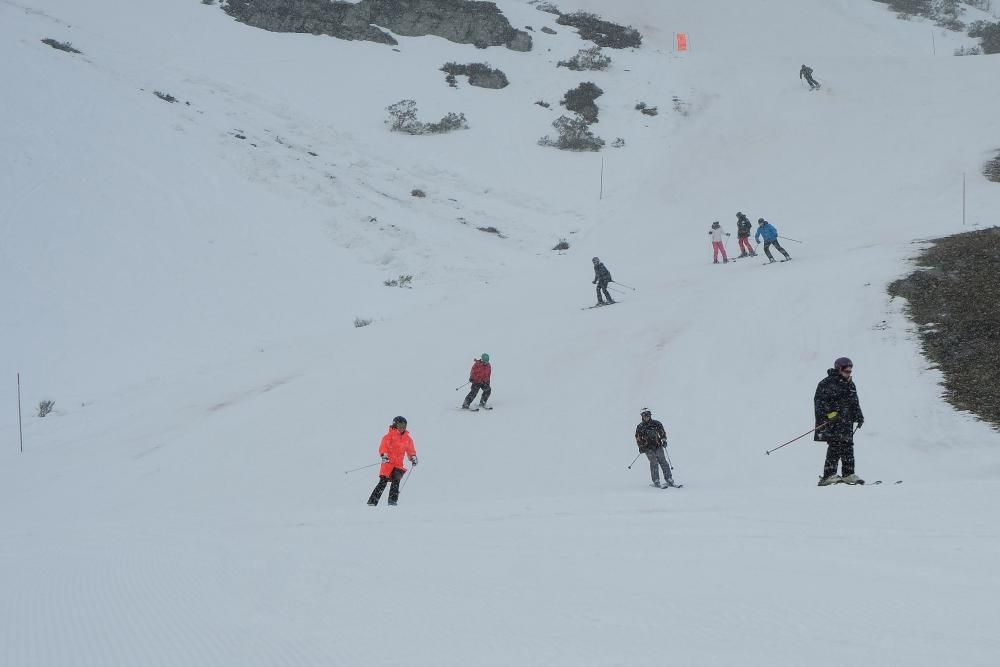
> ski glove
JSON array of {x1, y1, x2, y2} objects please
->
[
  {"x1": 826, "y1": 411, "x2": 838, "y2": 420},
  {"x1": 380, "y1": 454, "x2": 390, "y2": 463},
  {"x1": 592, "y1": 279, "x2": 597, "y2": 284},
  {"x1": 855, "y1": 419, "x2": 864, "y2": 429},
  {"x1": 410, "y1": 455, "x2": 418, "y2": 466}
]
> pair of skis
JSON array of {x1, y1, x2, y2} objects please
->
[{"x1": 459, "y1": 405, "x2": 492, "y2": 412}]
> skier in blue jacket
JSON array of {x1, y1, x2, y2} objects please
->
[{"x1": 754, "y1": 218, "x2": 791, "y2": 263}]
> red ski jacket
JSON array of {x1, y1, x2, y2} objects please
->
[
  {"x1": 378, "y1": 426, "x2": 416, "y2": 477},
  {"x1": 469, "y1": 360, "x2": 492, "y2": 384}
]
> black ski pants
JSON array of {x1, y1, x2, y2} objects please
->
[
  {"x1": 805, "y1": 75, "x2": 819, "y2": 89},
  {"x1": 369, "y1": 467, "x2": 405, "y2": 505},
  {"x1": 463, "y1": 382, "x2": 491, "y2": 407},
  {"x1": 595, "y1": 280, "x2": 613, "y2": 303},
  {"x1": 823, "y1": 440, "x2": 855, "y2": 477},
  {"x1": 762, "y1": 240, "x2": 790, "y2": 261}
]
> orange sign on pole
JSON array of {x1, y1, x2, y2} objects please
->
[{"x1": 676, "y1": 32, "x2": 688, "y2": 52}]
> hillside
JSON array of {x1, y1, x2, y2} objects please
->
[{"x1": 2, "y1": 1, "x2": 1000, "y2": 665}]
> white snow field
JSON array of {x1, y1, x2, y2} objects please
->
[{"x1": 3, "y1": 0, "x2": 1000, "y2": 664}]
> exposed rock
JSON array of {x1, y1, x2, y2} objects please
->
[{"x1": 224, "y1": 0, "x2": 532, "y2": 51}]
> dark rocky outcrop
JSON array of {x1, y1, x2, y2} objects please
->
[
  {"x1": 223, "y1": 0, "x2": 532, "y2": 51},
  {"x1": 888, "y1": 227, "x2": 1000, "y2": 430}
]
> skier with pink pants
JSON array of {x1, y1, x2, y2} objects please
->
[{"x1": 708, "y1": 221, "x2": 730, "y2": 264}]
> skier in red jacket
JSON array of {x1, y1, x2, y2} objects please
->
[
  {"x1": 461, "y1": 354, "x2": 492, "y2": 410},
  {"x1": 367, "y1": 416, "x2": 417, "y2": 506}
]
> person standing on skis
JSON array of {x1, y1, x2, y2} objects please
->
[
  {"x1": 800, "y1": 64, "x2": 820, "y2": 90},
  {"x1": 754, "y1": 218, "x2": 792, "y2": 263},
  {"x1": 814, "y1": 358, "x2": 865, "y2": 486},
  {"x1": 367, "y1": 416, "x2": 417, "y2": 506},
  {"x1": 708, "y1": 221, "x2": 730, "y2": 264},
  {"x1": 462, "y1": 354, "x2": 492, "y2": 410},
  {"x1": 635, "y1": 408, "x2": 675, "y2": 488},
  {"x1": 735, "y1": 212, "x2": 757, "y2": 258},
  {"x1": 591, "y1": 257, "x2": 615, "y2": 306}
]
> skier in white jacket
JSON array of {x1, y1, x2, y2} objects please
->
[{"x1": 708, "y1": 221, "x2": 730, "y2": 264}]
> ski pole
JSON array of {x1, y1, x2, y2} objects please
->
[
  {"x1": 455, "y1": 381, "x2": 470, "y2": 391},
  {"x1": 401, "y1": 464, "x2": 416, "y2": 490},
  {"x1": 344, "y1": 461, "x2": 381, "y2": 474},
  {"x1": 778, "y1": 235, "x2": 802, "y2": 244},
  {"x1": 612, "y1": 281, "x2": 636, "y2": 291},
  {"x1": 663, "y1": 446, "x2": 674, "y2": 470},
  {"x1": 765, "y1": 422, "x2": 829, "y2": 456},
  {"x1": 626, "y1": 452, "x2": 642, "y2": 469}
]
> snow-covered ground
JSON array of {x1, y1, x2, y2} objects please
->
[{"x1": 2, "y1": 0, "x2": 1000, "y2": 665}]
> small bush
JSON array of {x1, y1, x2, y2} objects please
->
[
  {"x1": 478, "y1": 226, "x2": 506, "y2": 238},
  {"x1": 954, "y1": 45, "x2": 982, "y2": 55},
  {"x1": 538, "y1": 114, "x2": 605, "y2": 152},
  {"x1": 445, "y1": 73, "x2": 457, "y2": 87},
  {"x1": 556, "y1": 11, "x2": 642, "y2": 49},
  {"x1": 561, "y1": 82, "x2": 604, "y2": 123},
  {"x1": 154, "y1": 91, "x2": 177, "y2": 103},
  {"x1": 202, "y1": 0, "x2": 216, "y2": 5},
  {"x1": 535, "y1": 100, "x2": 551, "y2": 108},
  {"x1": 441, "y1": 62, "x2": 509, "y2": 89},
  {"x1": 411, "y1": 189, "x2": 426, "y2": 197},
  {"x1": 612, "y1": 137, "x2": 625, "y2": 148},
  {"x1": 541, "y1": 26, "x2": 557, "y2": 35},
  {"x1": 984, "y1": 152, "x2": 1000, "y2": 183},
  {"x1": 41, "y1": 38, "x2": 81, "y2": 54},
  {"x1": 557, "y1": 46, "x2": 611, "y2": 71},
  {"x1": 553, "y1": 239, "x2": 570, "y2": 251},
  {"x1": 386, "y1": 100, "x2": 468, "y2": 135},
  {"x1": 384, "y1": 275, "x2": 413, "y2": 288},
  {"x1": 354, "y1": 317, "x2": 373, "y2": 328},
  {"x1": 635, "y1": 102, "x2": 659, "y2": 116},
  {"x1": 37, "y1": 400, "x2": 55, "y2": 418},
  {"x1": 968, "y1": 20, "x2": 1000, "y2": 53}
]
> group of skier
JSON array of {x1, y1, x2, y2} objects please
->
[
  {"x1": 366, "y1": 351, "x2": 863, "y2": 504},
  {"x1": 706, "y1": 213, "x2": 792, "y2": 265}
]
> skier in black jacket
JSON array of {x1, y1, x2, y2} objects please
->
[
  {"x1": 591, "y1": 257, "x2": 614, "y2": 306},
  {"x1": 735, "y1": 212, "x2": 757, "y2": 257},
  {"x1": 800, "y1": 64, "x2": 820, "y2": 90},
  {"x1": 814, "y1": 357, "x2": 865, "y2": 485},
  {"x1": 635, "y1": 408, "x2": 675, "y2": 488}
]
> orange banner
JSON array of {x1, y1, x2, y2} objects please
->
[{"x1": 676, "y1": 33, "x2": 688, "y2": 51}]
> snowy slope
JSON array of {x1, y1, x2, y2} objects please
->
[{"x1": 2, "y1": 0, "x2": 1000, "y2": 665}]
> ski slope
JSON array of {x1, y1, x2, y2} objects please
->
[{"x1": 2, "y1": 0, "x2": 1000, "y2": 665}]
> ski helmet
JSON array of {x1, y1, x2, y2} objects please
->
[
  {"x1": 480, "y1": 353, "x2": 490, "y2": 362},
  {"x1": 758, "y1": 218, "x2": 766, "y2": 224},
  {"x1": 392, "y1": 415, "x2": 407, "y2": 425},
  {"x1": 834, "y1": 357, "x2": 853, "y2": 370},
  {"x1": 640, "y1": 407, "x2": 652, "y2": 417},
  {"x1": 592, "y1": 257, "x2": 600, "y2": 264},
  {"x1": 737, "y1": 211, "x2": 743, "y2": 217},
  {"x1": 712, "y1": 221, "x2": 720, "y2": 227}
]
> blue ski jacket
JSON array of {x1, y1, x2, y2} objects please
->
[{"x1": 755, "y1": 222, "x2": 778, "y2": 243}]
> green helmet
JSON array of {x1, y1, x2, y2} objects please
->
[{"x1": 480, "y1": 353, "x2": 490, "y2": 362}]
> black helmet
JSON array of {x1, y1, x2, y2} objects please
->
[
  {"x1": 711, "y1": 221, "x2": 720, "y2": 227},
  {"x1": 392, "y1": 415, "x2": 407, "y2": 425},
  {"x1": 592, "y1": 256, "x2": 600, "y2": 264},
  {"x1": 758, "y1": 218, "x2": 765, "y2": 224},
  {"x1": 736, "y1": 211, "x2": 743, "y2": 217},
  {"x1": 640, "y1": 407, "x2": 652, "y2": 417}
]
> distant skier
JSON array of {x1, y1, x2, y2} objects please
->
[
  {"x1": 635, "y1": 407, "x2": 676, "y2": 488},
  {"x1": 591, "y1": 257, "x2": 615, "y2": 306},
  {"x1": 462, "y1": 354, "x2": 492, "y2": 410},
  {"x1": 754, "y1": 218, "x2": 792, "y2": 263},
  {"x1": 814, "y1": 358, "x2": 865, "y2": 486},
  {"x1": 708, "y1": 221, "x2": 730, "y2": 264},
  {"x1": 735, "y1": 212, "x2": 757, "y2": 258},
  {"x1": 367, "y1": 416, "x2": 417, "y2": 506},
  {"x1": 800, "y1": 64, "x2": 820, "y2": 90}
]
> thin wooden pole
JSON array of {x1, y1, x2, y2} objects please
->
[
  {"x1": 599, "y1": 156, "x2": 604, "y2": 200},
  {"x1": 17, "y1": 372, "x2": 23, "y2": 453},
  {"x1": 963, "y1": 172, "x2": 966, "y2": 226}
]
